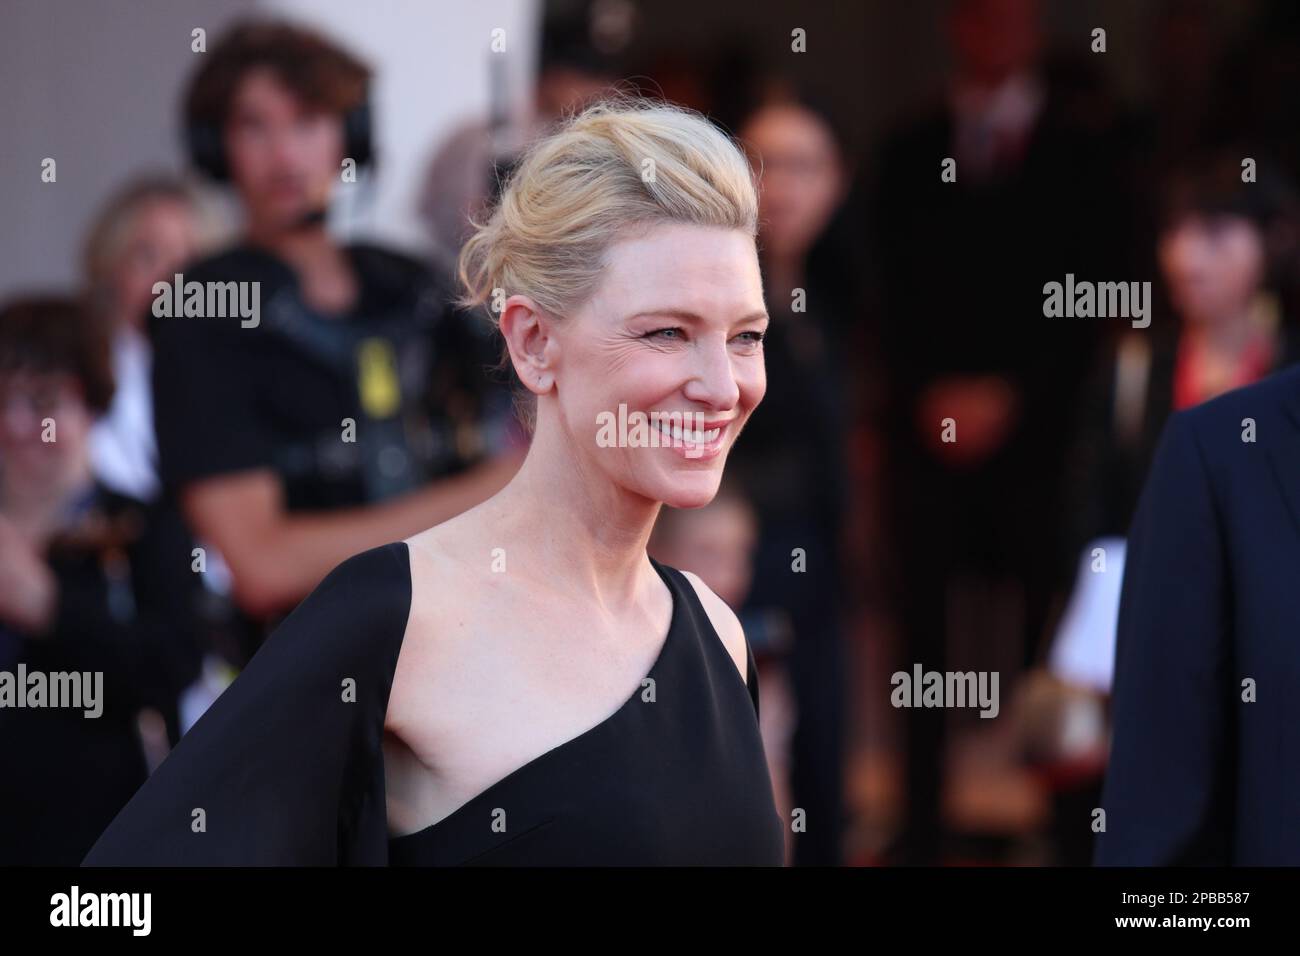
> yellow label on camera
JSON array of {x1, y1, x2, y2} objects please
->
[{"x1": 357, "y1": 338, "x2": 400, "y2": 419}]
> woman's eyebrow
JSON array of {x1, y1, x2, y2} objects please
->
[{"x1": 626, "y1": 308, "x2": 770, "y2": 324}]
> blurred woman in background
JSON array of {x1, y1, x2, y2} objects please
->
[
  {"x1": 0, "y1": 296, "x2": 203, "y2": 865},
  {"x1": 731, "y1": 91, "x2": 861, "y2": 865},
  {"x1": 1065, "y1": 151, "x2": 1300, "y2": 565},
  {"x1": 81, "y1": 176, "x2": 203, "y2": 506}
]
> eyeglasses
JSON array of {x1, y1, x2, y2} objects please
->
[{"x1": 0, "y1": 375, "x2": 80, "y2": 428}]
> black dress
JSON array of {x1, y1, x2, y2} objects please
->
[{"x1": 82, "y1": 542, "x2": 784, "y2": 866}]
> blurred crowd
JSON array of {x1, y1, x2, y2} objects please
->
[{"x1": 4, "y1": 0, "x2": 1300, "y2": 866}]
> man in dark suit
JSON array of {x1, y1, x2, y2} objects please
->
[
  {"x1": 872, "y1": 0, "x2": 1132, "y2": 862},
  {"x1": 1096, "y1": 364, "x2": 1300, "y2": 864}
]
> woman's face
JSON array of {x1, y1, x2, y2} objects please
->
[
  {"x1": 111, "y1": 199, "x2": 198, "y2": 330},
  {"x1": 741, "y1": 104, "x2": 844, "y2": 267},
  {"x1": 0, "y1": 370, "x2": 91, "y2": 487},
  {"x1": 224, "y1": 68, "x2": 345, "y2": 230},
  {"x1": 549, "y1": 223, "x2": 768, "y2": 510},
  {"x1": 1158, "y1": 213, "x2": 1266, "y2": 326}
]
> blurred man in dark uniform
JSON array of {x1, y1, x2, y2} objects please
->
[{"x1": 872, "y1": 0, "x2": 1131, "y2": 862}]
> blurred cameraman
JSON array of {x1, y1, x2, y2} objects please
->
[{"x1": 157, "y1": 20, "x2": 523, "y2": 668}]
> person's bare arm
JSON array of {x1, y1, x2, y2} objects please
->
[{"x1": 182, "y1": 448, "x2": 524, "y2": 619}]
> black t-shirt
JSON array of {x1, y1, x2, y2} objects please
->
[
  {"x1": 149, "y1": 241, "x2": 516, "y2": 664},
  {"x1": 151, "y1": 241, "x2": 512, "y2": 512}
]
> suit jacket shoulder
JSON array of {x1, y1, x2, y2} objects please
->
[
  {"x1": 1095, "y1": 363, "x2": 1300, "y2": 864},
  {"x1": 1162, "y1": 361, "x2": 1300, "y2": 503},
  {"x1": 82, "y1": 542, "x2": 413, "y2": 866},
  {"x1": 1175, "y1": 362, "x2": 1300, "y2": 441}
]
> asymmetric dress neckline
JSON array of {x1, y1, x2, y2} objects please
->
[
  {"x1": 387, "y1": 550, "x2": 682, "y2": 849},
  {"x1": 384, "y1": 542, "x2": 783, "y2": 865}
]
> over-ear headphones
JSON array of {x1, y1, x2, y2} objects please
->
[{"x1": 185, "y1": 99, "x2": 374, "y2": 182}]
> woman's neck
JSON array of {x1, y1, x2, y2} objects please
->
[
  {"x1": 244, "y1": 222, "x2": 358, "y2": 315},
  {"x1": 483, "y1": 415, "x2": 662, "y2": 613},
  {"x1": 1187, "y1": 304, "x2": 1260, "y2": 358},
  {"x1": 245, "y1": 221, "x2": 335, "y2": 268}
]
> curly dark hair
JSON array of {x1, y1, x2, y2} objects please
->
[
  {"x1": 184, "y1": 18, "x2": 371, "y2": 128},
  {"x1": 0, "y1": 295, "x2": 115, "y2": 415}
]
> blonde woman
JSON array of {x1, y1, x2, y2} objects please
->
[
  {"x1": 83, "y1": 97, "x2": 783, "y2": 866},
  {"x1": 81, "y1": 176, "x2": 201, "y2": 505}
]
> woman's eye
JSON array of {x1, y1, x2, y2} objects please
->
[
  {"x1": 645, "y1": 327, "x2": 683, "y2": 340},
  {"x1": 736, "y1": 330, "x2": 766, "y2": 344}
]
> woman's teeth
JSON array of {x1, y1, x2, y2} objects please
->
[{"x1": 656, "y1": 421, "x2": 721, "y2": 444}]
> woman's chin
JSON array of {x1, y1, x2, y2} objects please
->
[{"x1": 653, "y1": 475, "x2": 724, "y2": 510}]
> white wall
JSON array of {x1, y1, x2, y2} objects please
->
[{"x1": 0, "y1": 0, "x2": 254, "y2": 296}]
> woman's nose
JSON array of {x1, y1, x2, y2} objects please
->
[{"x1": 682, "y1": 339, "x2": 740, "y2": 408}]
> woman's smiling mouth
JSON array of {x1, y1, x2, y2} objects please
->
[{"x1": 652, "y1": 416, "x2": 731, "y2": 460}]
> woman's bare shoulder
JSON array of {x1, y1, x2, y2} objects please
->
[
  {"x1": 676, "y1": 568, "x2": 749, "y2": 685},
  {"x1": 388, "y1": 522, "x2": 495, "y2": 731},
  {"x1": 401, "y1": 520, "x2": 490, "y2": 607}
]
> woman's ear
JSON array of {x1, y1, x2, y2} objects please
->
[{"x1": 499, "y1": 294, "x2": 556, "y2": 394}]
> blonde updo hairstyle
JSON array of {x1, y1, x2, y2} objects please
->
[{"x1": 458, "y1": 95, "x2": 760, "y2": 431}]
